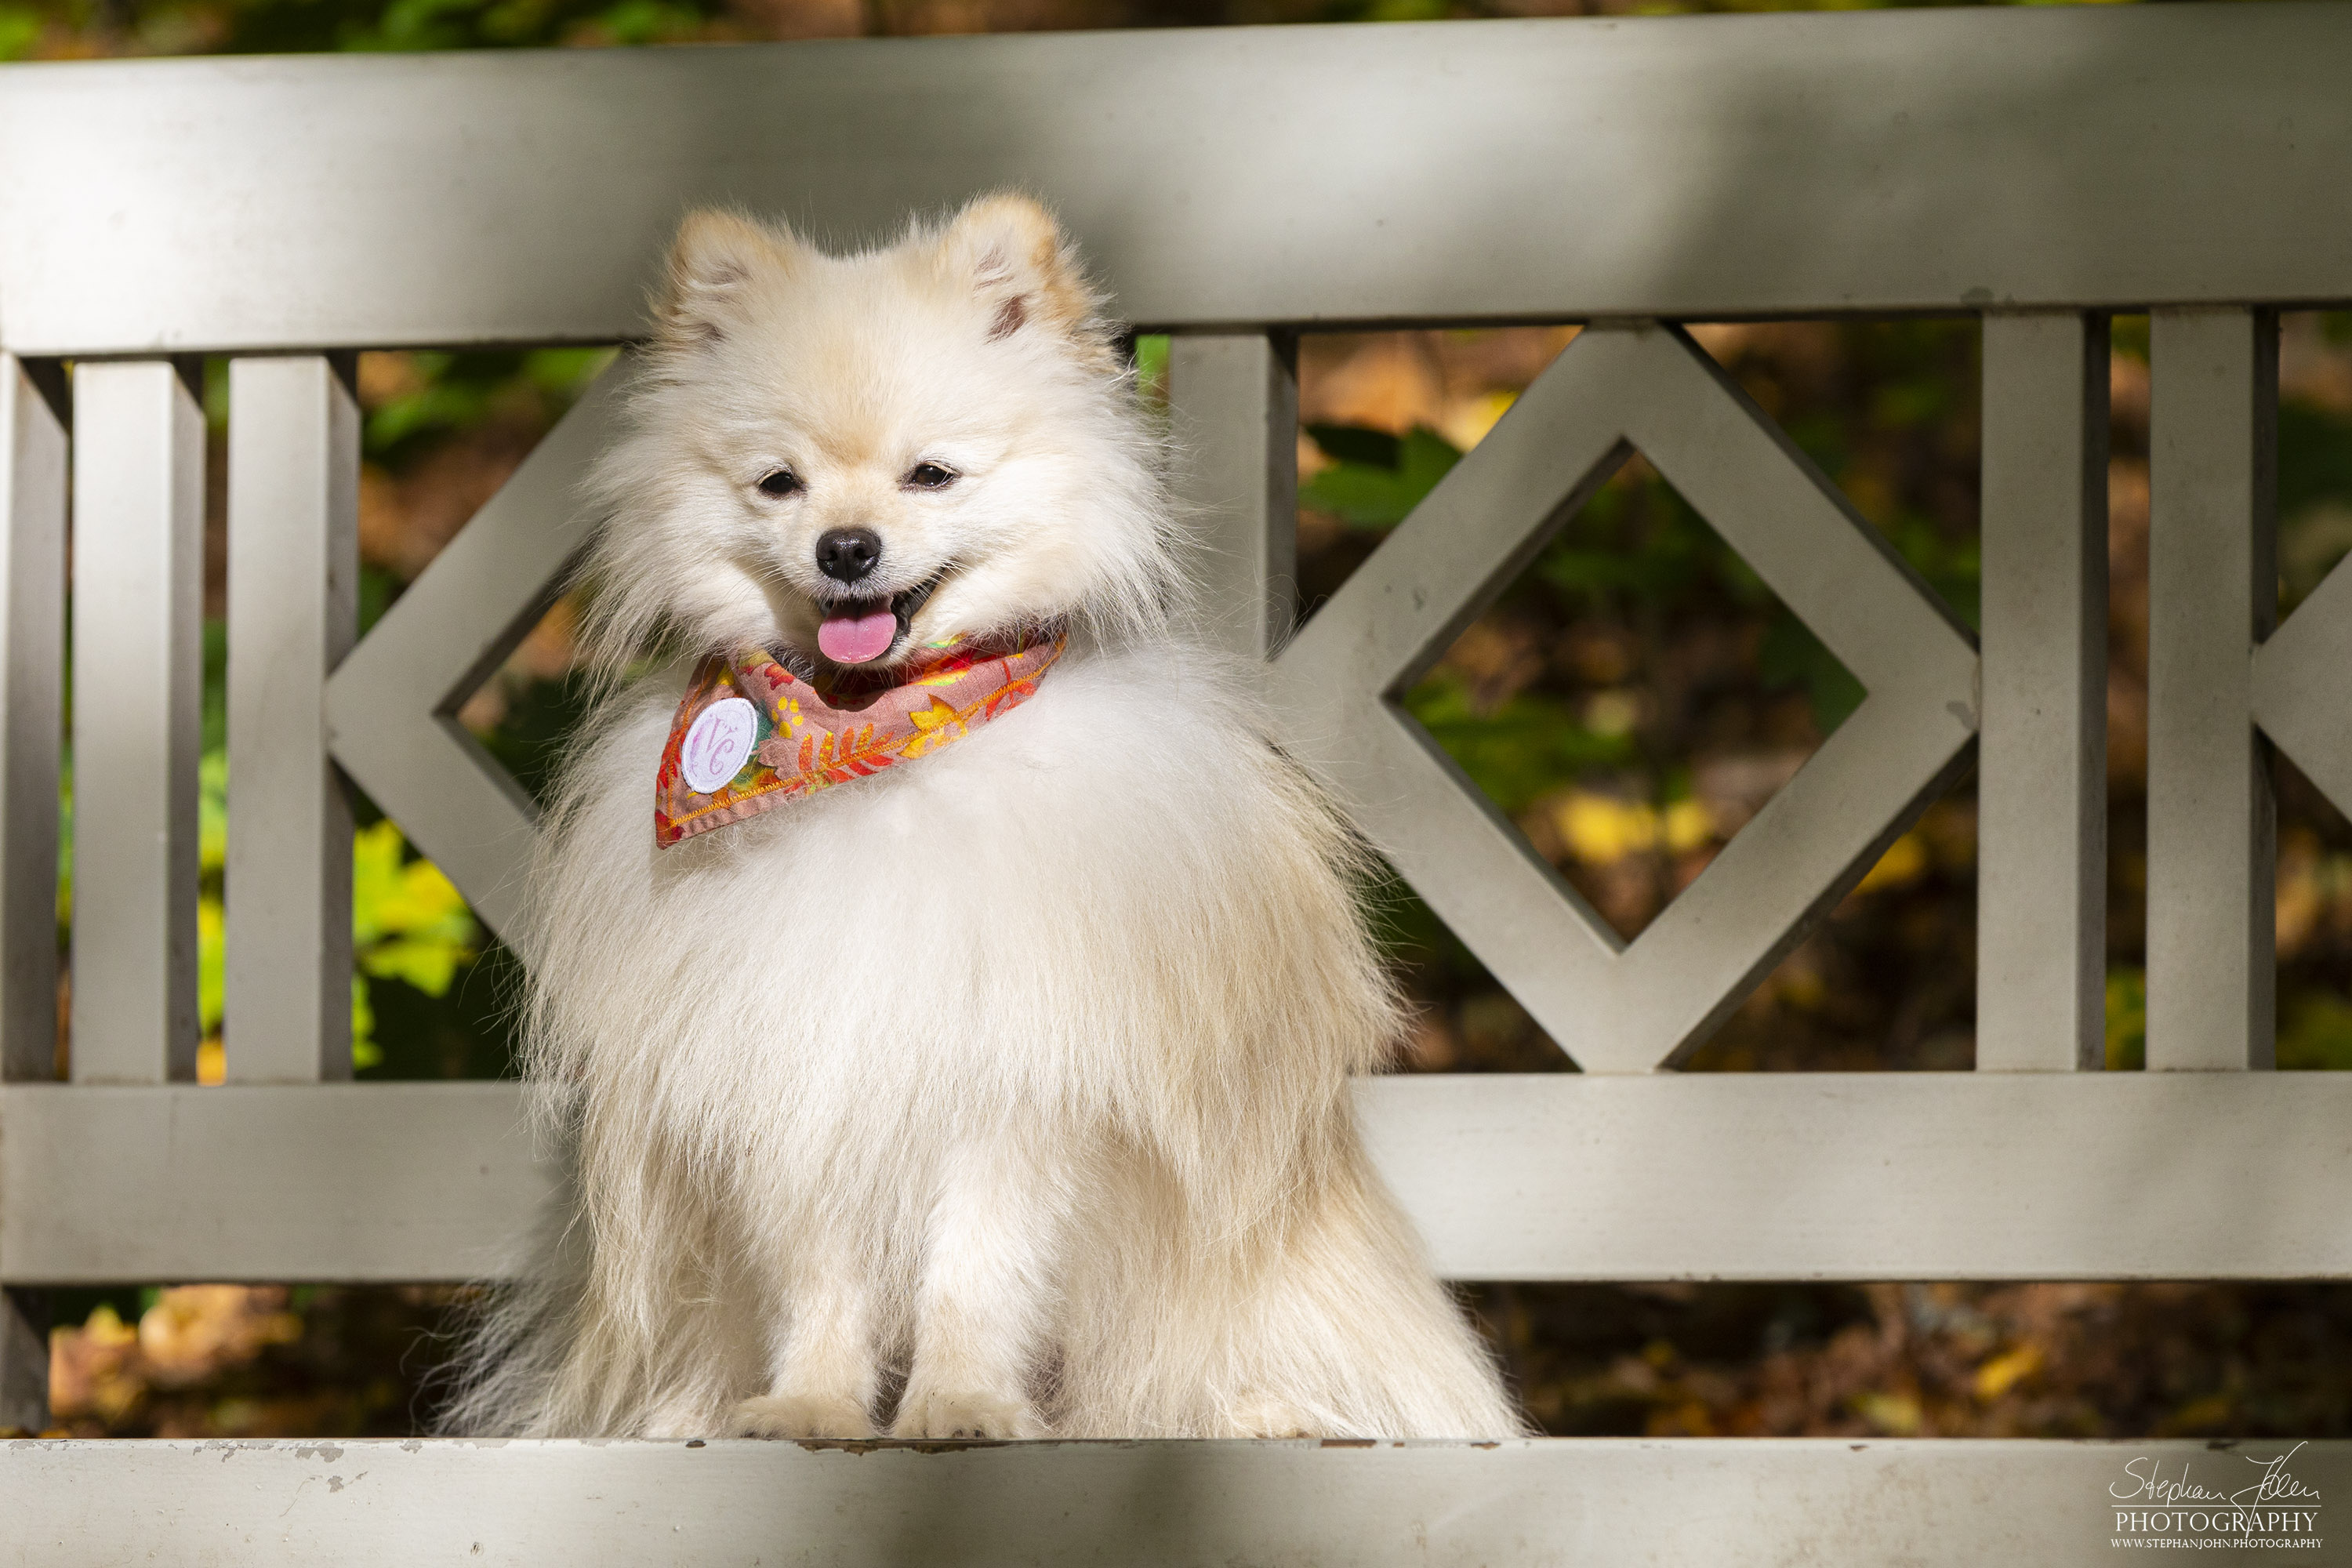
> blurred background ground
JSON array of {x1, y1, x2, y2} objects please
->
[{"x1": 14, "y1": 0, "x2": 2352, "y2": 1444}]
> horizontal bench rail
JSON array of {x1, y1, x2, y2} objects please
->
[
  {"x1": 1, "y1": 5, "x2": 2350, "y2": 355},
  {"x1": 5, "y1": 1436, "x2": 2344, "y2": 1567},
  {"x1": 9, "y1": 1074, "x2": 2352, "y2": 1286}
]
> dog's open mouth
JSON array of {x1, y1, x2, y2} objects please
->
[{"x1": 815, "y1": 568, "x2": 949, "y2": 666}]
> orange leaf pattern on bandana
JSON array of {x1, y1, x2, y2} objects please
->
[{"x1": 654, "y1": 633, "x2": 1064, "y2": 848}]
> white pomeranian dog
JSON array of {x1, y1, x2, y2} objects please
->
[{"x1": 452, "y1": 192, "x2": 1521, "y2": 1442}]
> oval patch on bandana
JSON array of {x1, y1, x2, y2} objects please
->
[{"x1": 679, "y1": 696, "x2": 757, "y2": 793}]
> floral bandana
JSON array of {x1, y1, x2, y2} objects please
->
[{"x1": 654, "y1": 633, "x2": 1064, "y2": 848}]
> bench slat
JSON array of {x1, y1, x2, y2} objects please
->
[
  {"x1": 4, "y1": 5, "x2": 2352, "y2": 354},
  {"x1": 7, "y1": 1073, "x2": 2351, "y2": 1284}
]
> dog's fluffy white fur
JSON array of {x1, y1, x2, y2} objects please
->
[{"x1": 450, "y1": 194, "x2": 1520, "y2": 1441}]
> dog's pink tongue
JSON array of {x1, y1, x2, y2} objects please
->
[{"x1": 818, "y1": 608, "x2": 898, "y2": 665}]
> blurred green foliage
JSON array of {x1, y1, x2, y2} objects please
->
[
  {"x1": 0, "y1": 0, "x2": 2185, "y2": 67},
  {"x1": 364, "y1": 348, "x2": 612, "y2": 459},
  {"x1": 350, "y1": 821, "x2": 478, "y2": 1067},
  {"x1": 1300, "y1": 424, "x2": 1462, "y2": 530},
  {"x1": 1131, "y1": 334, "x2": 1169, "y2": 407},
  {"x1": 2279, "y1": 993, "x2": 2352, "y2": 1072},
  {"x1": 2278, "y1": 403, "x2": 2352, "y2": 613},
  {"x1": 2104, "y1": 967, "x2": 2144, "y2": 1071},
  {"x1": 0, "y1": 0, "x2": 728, "y2": 58},
  {"x1": 1407, "y1": 681, "x2": 1634, "y2": 818}
]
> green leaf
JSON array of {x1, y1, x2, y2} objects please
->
[
  {"x1": 523, "y1": 346, "x2": 617, "y2": 398},
  {"x1": 361, "y1": 936, "x2": 470, "y2": 996},
  {"x1": 2278, "y1": 992, "x2": 2352, "y2": 1070},
  {"x1": 1299, "y1": 424, "x2": 1461, "y2": 531},
  {"x1": 352, "y1": 820, "x2": 478, "y2": 998},
  {"x1": 1396, "y1": 427, "x2": 1461, "y2": 492},
  {"x1": 1131, "y1": 335, "x2": 1169, "y2": 409},
  {"x1": 1305, "y1": 423, "x2": 1401, "y2": 470},
  {"x1": 351, "y1": 974, "x2": 382, "y2": 1073},
  {"x1": 2105, "y1": 967, "x2": 2147, "y2": 1071},
  {"x1": 365, "y1": 379, "x2": 493, "y2": 453},
  {"x1": 198, "y1": 896, "x2": 226, "y2": 1035},
  {"x1": 0, "y1": 5, "x2": 38, "y2": 61},
  {"x1": 199, "y1": 750, "x2": 229, "y2": 877}
]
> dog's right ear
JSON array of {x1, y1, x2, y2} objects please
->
[{"x1": 653, "y1": 209, "x2": 793, "y2": 349}]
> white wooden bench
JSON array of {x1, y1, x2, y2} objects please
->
[{"x1": 4, "y1": 5, "x2": 2351, "y2": 1561}]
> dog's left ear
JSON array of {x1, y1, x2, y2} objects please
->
[
  {"x1": 938, "y1": 193, "x2": 1101, "y2": 350},
  {"x1": 654, "y1": 209, "x2": 803, "y2": 350}
]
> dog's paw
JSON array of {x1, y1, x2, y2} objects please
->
[
  {"x1": 725, "y1": 1392, "x2": 876, "y2": 1440},
  {"x1": 890, "y1": 1388, "x2": 1045, "y2": 1440},
  {"x1": 1230, "y1": 1392, "x2": 1322, "y2": 1439}
]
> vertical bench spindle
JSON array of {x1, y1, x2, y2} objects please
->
[
  {"x1": 225, "y1": 356, "x2": 359, "y2": 1083},
  {"x1": 1165, "y1": 334, "x2": 1299, "y2": 662},
  {"x1": 0, "y1": 354, "x2": 65, "y2": 1434},
  {"x1": 68, "y1": 360, "x2": 206, "y2": 1084},
  {"x1": 2146, "y1": 307, "x2": 2277, "y2": 1070},
  {"x1": 1976, "y1": 312, "x2": 2111, "y2": 1070}
]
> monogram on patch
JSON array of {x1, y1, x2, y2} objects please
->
[{"x1": 678, "y1": 697, "x2": 757, "y2": 793}]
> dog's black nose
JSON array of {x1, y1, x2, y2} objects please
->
[{"x1": 815, "y1": 528, "x2": 882, "y2": 585}]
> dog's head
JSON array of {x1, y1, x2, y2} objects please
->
[{"x1": 582, "y1": 193, "x2": 1174, "y2": 673}]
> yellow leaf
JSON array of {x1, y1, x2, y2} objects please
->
[
  {"x1": 1555, "y1": 792, "x2": 1659, "y2": 866},
  {"x1": 1853, "y1": 831, "x2": 1929, "y2": 896},
  {"x1": 361, "y1": 936, "x2": 473, "y2": 998},
  {"x1": 1439, "y1": 389, "x2": 1517, "y2": 452},
  {"x1": 78, "y1": 1304, "x2": 136, "y2": 1351},
  {"x1": 197, "y1": 896, "x2": 225, "y2": 1034},
  {"x1": 1973, "y1": 1341, "x2": 2043, "y2": 1402},
  {"x1": 1663, "y1": 797, "x2": 1715, "y2": 855},
  {"x1": 1850, "y1": 1390, "x2": 1922, "y2": 1436}
]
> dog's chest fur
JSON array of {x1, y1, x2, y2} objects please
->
[{"x1": 531, "y1": 642, "x2": 1377, "y2": 1232}]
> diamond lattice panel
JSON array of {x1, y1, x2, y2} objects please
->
[
  {"x1": 1269, "y1": 323, "x2": 1979, "y2": 1073},
  {"x1": 323, "y1": 359, "x2": 630, "y2": 947}
]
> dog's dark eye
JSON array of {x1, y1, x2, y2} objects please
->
[
  {"x1": 904, "y1": 462, "x2": 957, "y2": 491},
  {"x1": 756, "y1": 470, "x2": 802, "y2": 498}
]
